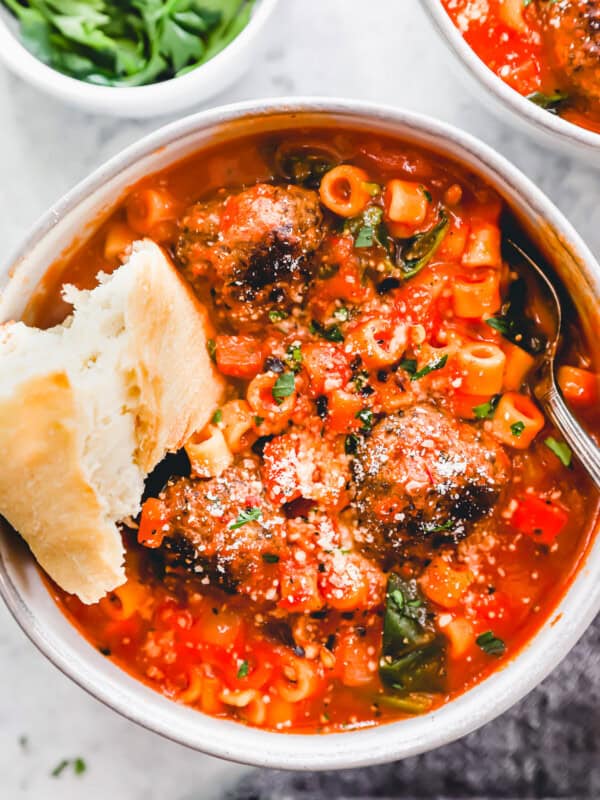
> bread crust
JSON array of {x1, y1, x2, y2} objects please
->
[
  {"x1": 0, "y1": 240, "x2": 224, "y2": 603},
  {"x1": 126, "y1": 242, "x2": 224, "y2": 471},
  {"x1": 0, "y1": 372, "x2": 125, "y2": 603}
]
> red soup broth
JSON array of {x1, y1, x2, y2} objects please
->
[
  {"x1": 28, "y1": 128, "x2": 599, "y2": 733},
  {"x1": 441, "y1": 0, "x2": 600, "y2": 136}
]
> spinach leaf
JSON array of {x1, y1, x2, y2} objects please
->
[
  {"x1": 379, "y1": 574, "x2": 446, "y2": 697},
  {"x1": 309, "y1": 319, "x2": 344, "y2": 343},
  {"x1": 527, "y1": 90, "x2": 569, "y2": 114},
  {"x1": 485, "y1": 277, "x2": 546, "y2": 355},
  {"x1": 273, "y1": 141, "x2": 339, "y2": 189},
  {"x1": 395, "y1": 210, "x2": 449, "y2": 280}
]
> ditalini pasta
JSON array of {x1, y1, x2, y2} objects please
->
[{"x1": 30, "y1": 128, "x2": 599, "y2": 734}]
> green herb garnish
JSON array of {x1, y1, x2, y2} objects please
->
[
  {"x1": 284, "y1": 343, "x2": 303, "y2": 373},
  {"x1": 206, "y1": 337, "x2": 217, "y2": 362},
  {"x1": 309, "y1": 319, "x2": 344, "y2": 343},
  {"x1": 272, "y1": 372, "x2": 295, "y2": 404},
  {"x1": 410, "y1": 354, "x2": 448, "y2": 381},
  {"x1": 2, "y1": 0, "x2": 257, "y2": 87},
  {"x1": 399, "y1": 358, "x2": 418, "y2": 376},
  {"x1": 268, "y1": 309, "x2": 288, "y2": 322},
  {"x1": 476, "y1": 631, "x2": 506, "y2": 656},
  {"x1": 345, "y1": 433, "x2": 360, "y2": 455},
  {"x1": 262, "y1": 553, "x2": 280, "y2": 564},
  {"x1": 528, "y1": 90, "x2": 569, "y2": 114},
  {"x1": 355, "y1": 408, "x2": 373, "y2": 431},
  {"x1": 229, "y1": 507, "x2": 261, "y2": 530},
  {"x1": 510, "y1": 421, "x2": 525, "y2": 437},
  {"x1": 51, "y1": 760, "x2": 69, "y2": 778},
  {"x1": 51, "y1": 757, "x2": 86, "y2": 777},
  {"x1": 237, "y1": 660, "x2": 249, "y2": 679},
  {"x1": 473, "y1": 395, "x2": 500, "y2": 419},
  {"x1": 485, "y1": 278, "x2": 546, "y2": 355},
  {"x1": 544, "y1": 437, "x2": 572, "y2": 467},
  {"x1": 211, "y1": 408, "x2": 222, "y2": 424}
]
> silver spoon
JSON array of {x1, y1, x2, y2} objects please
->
[{"x1": 507, "y1": 239, "x2": 600, "y2": 489}]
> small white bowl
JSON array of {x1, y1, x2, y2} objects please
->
[
  {"x1": 0, "y1": 0, "x2": 278, "y2": 118},
  {"x1": 421, "y1": 0, "x2": 600, "y2": 164},
  {"x1": 1, "y1": 99, "x2": 600, "y2": 769}
]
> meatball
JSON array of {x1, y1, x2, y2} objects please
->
[
  {"x1": 538, "y1": 0, "x2": 600, "y2": 109},
  {"x1": 351, "y1": 405, "x2": 510, "y2": 561},
  {"x1": 176, "y1": 183, "x2": 325, "y2": 327},
  {"x1": 157, "y1": 463, "x2": 287, "y2": 601}
]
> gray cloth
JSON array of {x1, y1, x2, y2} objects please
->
[{"x1": 227, "y1": 617, "x2": 600, "y2": 800}]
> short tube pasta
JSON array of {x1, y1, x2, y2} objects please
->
[
  {"x1": 126, "y1": 187, "x2": 176, "y2": 235},
  {"x1": 498, "y1": 0, "x2": 527, "y2": 33},
  {"x1": 346, "y1": 318, "x2": 407, "y2": 369},
  {"x1": 461, "y1": 221, "x2": 502, "y2": 268},
  {"x1": 503, "y1": 342, "x2": 536, "y2": 391},
  {"x1": 457, "y1": 342, "x2": 506, "y2": 395},
  {"x1": 319, "y1": 165, "x2": 370, "y2": 217},
  {"x1": 452, "y1": 269, "x2": 501, "y2": 318},
  {"x1": 220, "y1": 399, "x2": 255, "y2": 453},
  {"x1": 103, "y1": 221, "x2": 136, "y2": 261},
  {"x1": 491, "y1": 392, "x2": 545, "y2": 449},
  {"x1": 185, "y1": 425, "x2": 233, "y2": 478},
  {"x1": 247, "y1": 372, "x2": 296, "y2": 434},
  {"x1": 384, "y1": 179, "x2": 429, "y2": 226},
  {"x1": 275, "y1": 657, "x2": 321, "y2": 703}
]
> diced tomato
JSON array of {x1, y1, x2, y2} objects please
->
[
  {"x1": 262, "y1": 434, "x2": 302, "y2": 505},
  {"x1": 326, "y1": 389, "x2": 365, "y2": 433},
  {"x1": 471, "y1": 589, "x2": 512, "y2": 626},
  {"x1": 334, "y1": 631, "x2": 376, "y2": 687},
  {"x1": 189, "y1": 608, "x2": 243, "y2": 649},
  {"x1": 510, "y1": 494, "x2": 569, "y2": 544},
  {"x1": 138, "y1": 497, "x2": 168, "y2": 549},
  {"x1": 215, "y1": 335, "x2": 263, "y2": 379},
  {"x1": 226, "y1": 642, "x2": 277, "y2": 691},
  {"x1": 420, "y1": 557, "x2": 474, "y2": 609},
  {"x1": 278, "y1": 559, "x2": 323, "y2": 612},
  {"x1": 315, "y1": 235, "x2": 370, "y2": 303},
  {"x1": 558, "y1": 366, "x2": 599, "y2": 407},
  {"x1": 317, "y1": 555, "x2": 370, "y2": 611},
  {"x1": 301, "y1": 342, "x2": 351, "y2": 397}
]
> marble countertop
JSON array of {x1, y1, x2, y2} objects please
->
[{"x1": 0, "y1": 1, "x2": 598, "y2": 797}]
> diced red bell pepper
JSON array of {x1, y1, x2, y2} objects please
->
[
  {"x1": 138, "y1": 497, "x2": 168, "y2": 549},
  {"x1": 510, "y1": 494, "x2": 569, "y2": 544},
  {"x1": 215, "y1": 335, "x2": 263, "y2": 379}
]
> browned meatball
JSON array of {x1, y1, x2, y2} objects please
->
[
  {"x1": 351, "y1": 405, "x2": 510, "y2": 561},
  {"x1": 538, "y1": 0, "x2": 600, "y2": 108},
  {"x1": 158, "y1": 464, "x2": 287, "y2": 601},
  {"x1": 176, "y1": 183, "x2": 325, "y2": 328}
]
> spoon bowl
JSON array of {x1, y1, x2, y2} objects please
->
[{"x1": 507, "y1": 239, "x2": 600, "y2": 489}]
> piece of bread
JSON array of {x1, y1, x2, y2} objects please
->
[{"x1": 0, "y1": 240, "x2": 224, "y2": 604}]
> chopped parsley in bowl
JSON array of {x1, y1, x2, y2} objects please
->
[{"x1": 1, "y1": 0, "x2": 257, "y2": 86}]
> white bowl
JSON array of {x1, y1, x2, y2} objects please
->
[
  {"x1": 0, "y1": 0, "x2": 278, "y2": 118},
  {"x1": 421, "y1": 0, "x2": 600, "y2": 164},
  {"x1": 1, "y1": 98, "x2": 600, "y2": 769}
]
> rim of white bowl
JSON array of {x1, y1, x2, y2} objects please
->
[
  {"x1": 0, "y1": 0, "x2": 278, "y2": 114},
  {"x1": 1, "y1": 98, "x2": 600, "y2": 770},
  {"x1": 421, "y1": 0, "x2": 600, "y2": 154}
]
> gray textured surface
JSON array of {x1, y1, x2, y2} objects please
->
[
  {"x1": 0, "y1": 0, "x2": 599, "y2": 797},
  {"x1": 227, "y1": 618, "x2": 600, "y2": 799}
]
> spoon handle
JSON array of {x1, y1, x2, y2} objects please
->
[{"x1": 542, "y1": 384, "x2": 600, "y2": 490}]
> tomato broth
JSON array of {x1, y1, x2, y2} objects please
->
[{"x1": 32, "y1": 128, "x2": 599, "y2": 733}]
